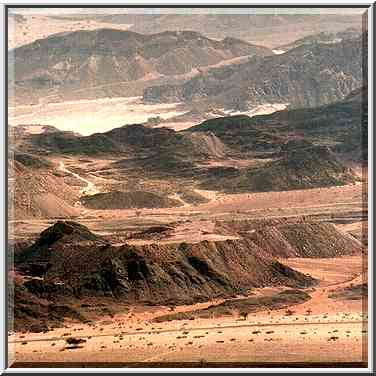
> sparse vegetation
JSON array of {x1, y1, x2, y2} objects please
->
[
  {"x1": 153, "y1": 290, "x2": 311, "y2": 323},
  {"x1": 328, "y1": 283, "x2": 368, "y2": 301},
  {"x1": 65, "y1": 337, "x2": 86, "y2": 345},
  {"x1": 240, "y1": 311, "x2": 249, "y2": 320}
]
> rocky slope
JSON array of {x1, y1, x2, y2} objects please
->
[
  {"x1": 12, "y1": 216, "x2": 364, "y2": 331},
  {"x1": 14, "y1": 221, "x2": 315, "y2": 306},
  {"x1": 11, "y1": 273, "x2": 86, "y2": 333},
  {"x1": 80, "y1": 190, "x2": 183, "y2": 210},
  {"x1": 9, "y1": 157, "x2": 80, "y2": 220},
  {"x1": 248, "y1": 223, "x2": 363, "y2": 258},
  {"x1": 187, "y1": 86, "x2": 366, "y2": 161},
  {"x1": 199, "y1": 140, "x2": 358, "y2": 193},
  {"x1": 26, "y1": 123, "x2": 227, "y2": 158},
  {"x1": 9, "y1": 28, "x2": 271, "y2": 105},
  {"x1": 144, "y1": 34, "x2": 364, "y2": 110},
  {"x1": 215, "y1": 217, "x2": 365, "y2": 258},
  {"x1": 96, "y1": 13, "x2": 362, "y2": 48},
  {"x1": 276, "y1": 27, "x2": 362, "y2": 51}
]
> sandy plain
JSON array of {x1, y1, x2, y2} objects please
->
[
  {"x1": 8, "y1": 140, "x2": 368, "y2": 367},
  {"x1": 9, "y1": 254, "x2": 367, "y2": 366}
]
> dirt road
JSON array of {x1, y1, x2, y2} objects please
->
[{"x1": 58, "y1": 161, "x2": 99, "y2": 196}]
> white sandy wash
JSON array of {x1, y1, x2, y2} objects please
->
[
  {"x1": 222, "y1": 103, "x2": 288, "y2": 117},
  {"x1": 9, "y1": 96, "x2": 186, "y2": 136},
  {"x1": 58, "y1": 161, "x2": 99, "y2": 196}
]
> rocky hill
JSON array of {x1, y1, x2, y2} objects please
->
[
  {"x1": 19, "y1": 123, "x2": 229, "y2": 181},
  {"x1": 80, "y1": 190, "x2": 183, "y2": 210},
  {"x1": 187, "y1": 86, "x2": 366, "y2": 161},
  {"x1": 26, "y1": 123, "x2": 227, "y2": 158},
  {"x1": 276, "y1": 27, "x2": 362, "y2": 51},
  {"x1": 187, "y1": 114, "x2": 284, "y2": 154},
  {"x1": 17, "y1": 103, "x2": 362, "y2": 194},
  {"x1": 247, "y1": 222, "x2": 363, "y2": 258},
  {"x1": 96, "y1": 13, "x2": 362, "y2": 48},
  {"x1": 14, "y1": 221, "x2": 315, "y2": 308},
  {"x1": 12, "y1": 216, "x2": 364, "y2": 331},
  {"x1": 199, "y1": 141, "x2": 357, "y2": 193},
  {"x1": 144, "y1": 34, "x2": 364, "y2": 110},
  {"x1": 13, "y1": 151, "x2": 53, "y2": 169},
  {"x1": 9, "y1": 28, "x2": 271, "y2": 105}
]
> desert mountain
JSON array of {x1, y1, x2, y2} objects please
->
[
  {"x1": 12, "y1": 216, "x2": 363, "y2": 331},
  {"x1": 95, "y1": 13, "x2": 362, "y2": 48},
  {"x1": 187, "y1": 86, "x2": 366, "y2": 161},
  {"x1": 21, "y1": 123, "x2": 228, "y2": 164},
  {"x1": 199, "y1": 140, "x2": 357, "y2": 193},
  {"x1": 276, "y1": 27, "x2": 363, "y2": 51},
  {"x1": 15, "y1": 221, "x2": 315, "y2": 307},
  {"x1": 9, "y1": 28, "x2": 271, "y2": 105},
  {"x1": 144, "y1": 34, "x2": 364, "y2": 110},
  {"x1": 14, "y1": 124, "x2": 230, "y2": 199},
  {"x1": 16, "y1": 102, "x2": 361, "y2": 195},
  {"x1": 9, "y1": 11, "x2": 362, "y2": 49}
]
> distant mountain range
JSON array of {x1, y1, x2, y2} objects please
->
[
  {"x1": 144, "y1": 33, "x2": 365, "y2": 110},
  {"x1": 9, "y1": 28, "x2": 271, "y2": 105},
  {"x1": 94, "y1": 13, "x2": 363, "y2": 48},
  {"x1": 9, "y1": 27, "x2": 366, "y2": 113},
  {"x1": 276, "y1": 27, "x2": 363, "y2": 51}
]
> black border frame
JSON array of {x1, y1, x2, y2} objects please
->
[{"x1": 3, "y1": 3, "x2": 374, "y2": 373}]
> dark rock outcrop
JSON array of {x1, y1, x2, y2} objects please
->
[
  {"x1": 199, "y1": 141, "x2": 357, "y2": 193},
  {"x1": 188, "y1": 85, "x2": 366, "y2": 161},
  {"x1": 14, "y1": 222, "x2": 316, "y2": 306}
]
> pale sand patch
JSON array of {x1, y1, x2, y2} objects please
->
[
  {"x1": 8, "y1": 14, "x2": 133, "y2": 49},
  {"x1": 222, "y1": 103, "x2": 288, "y2": 117},
  {"x1": 21, "y1": 125, "x2": 45, "y2": 134},
  {"x1": 198, "y1": 183, "x2": 364, "y2": 214},
  {"x1": 9, "y1": 97, "x2": 186, "y2": 136}
]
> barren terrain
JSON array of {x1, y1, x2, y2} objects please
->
[
  {"x1": 7, "y1": 10, "x2": 368, "y2": 368},
  {"x1": 9, "y1": 255, "x2": 367, "y2": 366},
  {"x1": 9, "y1": 154, "x2": 368, "y2": 367},
  {"x1": 9, "y1": 97, "x2": 187, "y2": 136}
]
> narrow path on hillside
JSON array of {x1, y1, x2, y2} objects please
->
[
  {"x1": 58, "y1": 161, "x2": 99, "y2": 196},
  {"x1": 168, "y1": 193, "x2": 191, "y2": 208}
]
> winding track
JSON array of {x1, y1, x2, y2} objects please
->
[{"x1": 58, "y1": 161, "x2": 99, "y2": 196}]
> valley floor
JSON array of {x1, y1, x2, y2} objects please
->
[
  {"x1": 8, "y1": 157, "x2": 368, "y2": 367},
  {"x1": 9, "y1": 255, "x2": 367, "y2": 366},
  {"x1": 10, "y1": 174, "x2": 366, "y2": 245}
]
